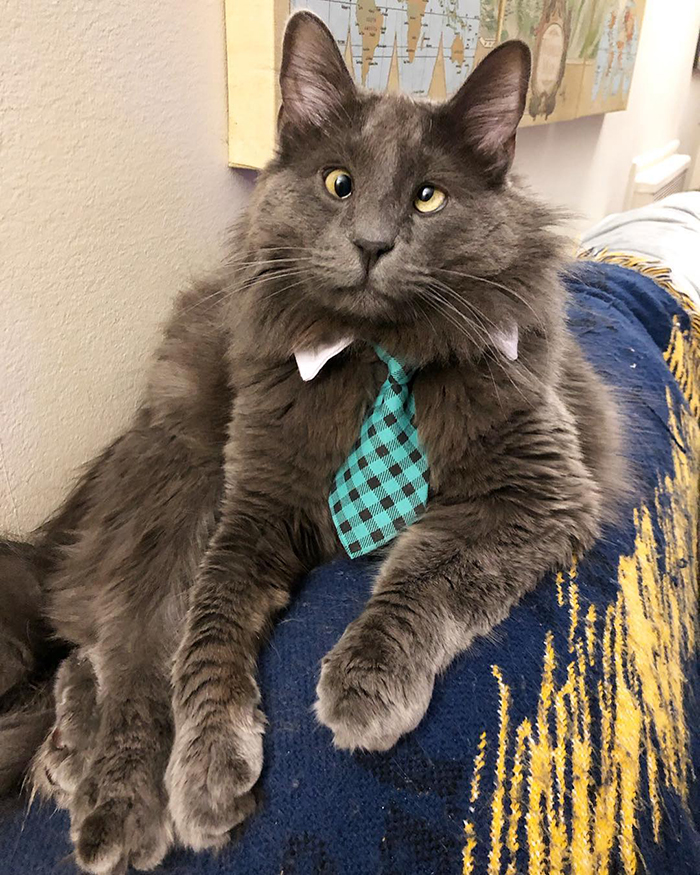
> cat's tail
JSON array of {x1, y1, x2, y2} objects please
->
[{"x1": 0, "y1": 539, "x2": 65, "y2": 795}]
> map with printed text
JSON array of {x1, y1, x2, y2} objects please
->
[
  {"x1": 288, "y1": 0, "x2": 646, "y2": 118},
  {"x1": 290, "y1": 0, "x2": 482, "y2": 98}
]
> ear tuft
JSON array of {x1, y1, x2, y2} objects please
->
[
  {"x1": 279, "y1": 12, "x2": 356, "y2": 133},
  {"x1": 444, "y1": 41, "x2": 531, "y2": 181}
]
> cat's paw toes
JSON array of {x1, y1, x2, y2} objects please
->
[
  {"x1": 31, "y1": 725, "x2": 89, "y2": 808},
  {"x1": 72, "y1": 801, "x2": 129, "y2": 874},
  {"x1": 168, "y1": 785, "x2": 257, "y2": 854},
  {"x1": 166, "y1": 707, "x2": 264, "y2": 851},
  {"x1": 315, "y1": 632, "x2": 435, "y2": 752},
  {"x1": 71, "y1": 786, "x2": 173, "y2": 874},
  {"x1": 30, "y1": 652, "x2": 99, "y2": 807}
]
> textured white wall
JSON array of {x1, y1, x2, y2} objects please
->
[
  {"x1": 1, "y1": 1, "x2": 252, "y2": 533},
  {"x1": 2, "y1": 0, "x2": 699, "y2": 534}
]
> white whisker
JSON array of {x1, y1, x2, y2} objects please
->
[{"x1": 433, "y1": 266, "x2": 548, "y2": 336}]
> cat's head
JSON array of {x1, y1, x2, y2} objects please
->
[{"x1": 238, "y1": 12, "x2": 563, "y2": 362}]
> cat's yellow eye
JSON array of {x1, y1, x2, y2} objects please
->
[
  {"x1": 414, "y1": 184, "x2": 446, "y2": 214},
  {"x1": 324, "y1": 168, "x2": 353, "y2": 200}
]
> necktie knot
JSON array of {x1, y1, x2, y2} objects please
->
[{"x1": 374, "y1": 345, "x2": 414, "y2": 385}]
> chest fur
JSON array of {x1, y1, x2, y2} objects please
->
[{"x1": 228, "y1": 354, "x2": 510, "y2": 503}]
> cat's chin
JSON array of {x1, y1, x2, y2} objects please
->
[{"x1": 323, "y1": 284, "x2": 408, "y2": 324}]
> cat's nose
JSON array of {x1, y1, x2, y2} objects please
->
[{"x1": 353, "y1": 236, "x2": 395, "y2": 272}]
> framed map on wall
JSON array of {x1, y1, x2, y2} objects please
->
[{"x1": 225, "y1": 0, "x2": 647, "y2": 168}]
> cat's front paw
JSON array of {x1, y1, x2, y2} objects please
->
[
  {"x1": 314, "y1": 622, "x2": 435, "y2": 752},
  {"x1": 71, "y1": 777, "x2": 172, "y2": 875},
  {"x1": 165, "y1": 704, "x2": 263, "y2": 852}
]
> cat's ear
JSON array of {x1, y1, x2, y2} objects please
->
[
  {"x1": 279, "y1": 11, "x2": 356, "y2": 133},
  {"x1": 443, "y1": 41, "x2": 531, "y2": 182}
]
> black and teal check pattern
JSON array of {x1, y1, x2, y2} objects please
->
[{"x1": 329, "y1": 346, "x2": 430, "y2": 558}]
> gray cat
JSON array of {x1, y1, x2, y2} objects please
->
[{"x1": 0, "y1": 11, "x2": 622, "y2": 874}]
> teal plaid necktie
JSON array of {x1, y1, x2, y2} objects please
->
[{"x1": 329, "y1": 346, "x2": 429, "y2": 558}]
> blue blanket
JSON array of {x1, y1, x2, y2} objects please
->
[{"x1": 1, "y1": 259, "x2": 698, "y2": 875}]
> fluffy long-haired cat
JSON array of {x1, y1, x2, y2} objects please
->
[{"x1": 0, "y1": 11, "x2": 622, "y2": 873}]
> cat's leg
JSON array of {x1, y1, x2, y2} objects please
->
[
  {"x1": 166, "y1": 501, "x2": 316, "y2": 852},
  {"x1": 316, "y1": 479, "x2": 601, "y2": 751},
  {"x1": 35, "y1": 428, "x2": 223, "y2": 873},
  {"x1": 30, "y1": 647, "x2": 172, "y2": 875},
  {"x1": 29, "y1": 636, "x2": 175, "y2": 875},
  {"x1": 67, "y1": 644, "x2": 175, "y2": 875}
]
